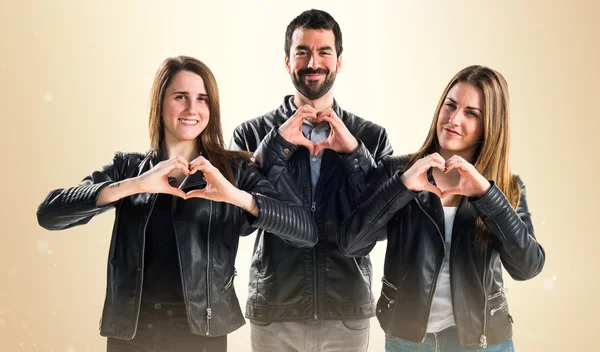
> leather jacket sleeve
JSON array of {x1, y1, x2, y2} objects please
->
[
  {"x1": 469, "y1": 178, "x2": 545, "y2": 280},
  {"x1": 338, "y1": 156, "x2": 418, "y2": 257},
  {"x1": 36, "y1": 154, "x2": 124, "y2": 230},
  {"x1": 235, "y1": 159, "x2": 318, "y2": 248},
  {"x1": 248, "y1": 127, "x2": 298, "y2": 183}
]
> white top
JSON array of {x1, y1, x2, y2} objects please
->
[{"x1": 426, "y1": 206, "x2": 458, "y2": 333}]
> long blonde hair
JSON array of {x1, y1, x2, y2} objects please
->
[
  {"x1": 148, "y1": 56, "x2": 251, "y2": 183},
  {"x1": 406, "y1": 65, "x2": 520, "y2": 248}
]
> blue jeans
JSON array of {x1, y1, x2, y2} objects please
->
[{"x1": 385, "y1": 327, "x2": 514, "y2": 352}]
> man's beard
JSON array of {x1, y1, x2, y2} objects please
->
[{"x1": 290, "y1": 67, "x2": 337, "y2": 100}]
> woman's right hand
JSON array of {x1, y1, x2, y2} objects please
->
[
  {"x1": 400, "y1": 153, "x2": 446, "y2": 197},
  {"x1": 133, "y1": 156, "x2": 189, "y2": 198}
]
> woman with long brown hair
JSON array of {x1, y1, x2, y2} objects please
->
[
  {"x1": 338, "y1": 65, "x2": 545, "y2": 351},
  {"x1": 37, "y1": 55, "x2": 317, "y2": 351}
]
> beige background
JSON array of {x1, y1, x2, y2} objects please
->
[{"x1": 1, "y1": 0, "x2": 598, "y2": 351}]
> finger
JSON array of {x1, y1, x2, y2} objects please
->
[
  {"x1": 164, "y1": 161, "x2": 190, "y2": 175},
  {"x1": 298, "y1": 140, "x2": 316, "y2": 155},
  {"x1": 444, "y1": 156, "x2": 465, "y2": 172},
  {"x1": 161, "y1": 186, "x2": 187, "y2": 199},
  {"x1": 422, "y1": 183, "x2": 442, "y2": 198},
  {"x1": 441, "y1": 186, "x2": 462, "y2": 198},
  {"x1": 189, "y1": 162, "x2": 210, "y2": 175},
  {"x1": 428, "y1": 153, "x2": 446, "y2": 166},
  {"x1": 313, "y1": 140, "x2": 330, "y2": 155},
  {"x1": 185, "y1": 189, "x2": 213, "y2": 200},
  {"x1": 314, "y1": 112, "x2": 338, "y2": 126},
  {"x1": 299, "y1": 104, "x2": 317, "y2": 115}
]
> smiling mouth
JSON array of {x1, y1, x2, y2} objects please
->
[
  {"x1": 445, "y1": 128, "x2": 461, "y2": 136},
  {"x1": 179, "y1": 118, "x2": 198, "y2": 125}
]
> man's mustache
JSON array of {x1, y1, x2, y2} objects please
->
[{"x1": 298, "y1": 68, "x2": 329, "y2": 76}]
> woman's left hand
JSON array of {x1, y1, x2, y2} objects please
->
[
  {"x1": 441, "y1": 155, "x2": 491, "y2": 198},
  {"x1": 185, "y1": 156, "x2": 241, "y2": 203}
]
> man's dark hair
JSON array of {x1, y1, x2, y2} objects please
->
[{"x1": 284, "y1": 9, "x2": 343, "y2": 58}]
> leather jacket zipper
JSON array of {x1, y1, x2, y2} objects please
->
[
  {"x1": 490, "y1": 301, "x2": 508, "y2": 316},
  {"x1": 382, "y1": 277, "x2": 398, "y2": 291},
  {"x1": 206, "y1": 201, "x2": 213, "y2": 335},
  {"x1": 487, "y1": 287, "x2": 508, "y2": 300},
  {"x1": 311, "y1": 200, "x2": 318, "y2": 319},
  {"x1": 224, "y1": 269, "x2": 237, "y2": 291},
  {"x1": 480, "y1": 250, "x2": 488, "y2": 348},
  {"x1": 132, "y1": 193, "x2": 158, "y2": 338},
  {"x1": 309, "y1": 150, "x2": 321, "y2": 320},
  {"x1": 415, "y1": 198, "x2": 446, "y2": 343}
]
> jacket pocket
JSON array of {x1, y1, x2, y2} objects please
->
[{"x1": 376, "y1": 277, "x2": 398, "y2": 330}]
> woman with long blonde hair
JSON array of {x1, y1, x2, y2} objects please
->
[
  {"x1": 338, "y1": 65, "x2": 545, "y2": 351},
  {"x1": 37, "y1": 56, "x2": 317, "y2": 351}
]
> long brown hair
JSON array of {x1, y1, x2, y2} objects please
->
[
  {"x1": 406, "y1": 65, "x2": 520, "y2": 248},
  {"x1": 148, "y1": 56, "x2": 251, "y2": 183}
]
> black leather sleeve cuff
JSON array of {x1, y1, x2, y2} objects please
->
[{"x1": 338, "y1": 140, "x2": 375, "y2": 175}]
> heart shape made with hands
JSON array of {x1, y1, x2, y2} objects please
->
[
  {"x1": 404, "y1": 154, "x2": 490, "y2": 199},
  {"x1": 305, "y1": 110, "x2": 357, "y2": 155},
  {"x1": 279, "y1": 105, "x2": 358, "y2": 156}
]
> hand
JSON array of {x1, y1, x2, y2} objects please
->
[
  {"x1": 133, "y1": 156, "x2": 188, "y2": 198},
  {"x1": 312, "y1": 108, "x2": 358, "y2": 155},
  {"x1": 400, "y1": 153, "x2": 446, "y2": 197},
  {"x1": 278, "y1": 105, "x2": 317, "y2": 154},
  {"x1": 185, "y1": 156, "x2": 243, "y2": 204},
  {"x1": 441, "y1": 156, "x2": 491, "y2": 198}
]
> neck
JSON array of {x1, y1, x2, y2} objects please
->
[
  {"x1": 163, "y1": 139, "x2": 201, "y2": 162},
  {"x1": 439, "y1": 148, "x2": 476, "y2": 164},
  {"x1": 293, "y1": 90, "x2": 335, "y2": 113}
]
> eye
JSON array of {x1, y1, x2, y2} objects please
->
[
  {"x1": 467, "y1": 110, "x2": 479, "y2": 117},
  {"x1": 175, "y1": 94, "x2": 186, "y2": 100},
  {"x1": 445, "y1": 102, "x2": 457, "y2": 109},
  {"x1": 296, "y1": 51, "x2": 307, "y2": 57},
  {"x1": 320, "y1": 51, "x2": 332, "y2": 56},
  {"x1": 198, "y1": 96, "x2": 208, "y2": 102}
]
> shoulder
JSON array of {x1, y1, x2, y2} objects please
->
[
  {"x1": 382, "y1": 154, "x2": 412, "y2": 175},
  {"x1": 339, "y1": 109, "x2": 387, "y2": 134}
]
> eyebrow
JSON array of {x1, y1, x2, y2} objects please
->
[
  {"x1": 295, "y1": 45, "x2": 334, "y2": 52},
  {"x1": 446, "y1": 97, "x2": 481, "y2": 112}
]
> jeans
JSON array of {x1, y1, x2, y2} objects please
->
[
  {"x1": 107, "y1": 301, "x2": 227, "y2": 352},
  {"x1": 250, "y1": 318, "x2": 370, "y2": 352},
  {"x1": 385, "y1": 326, "x2": 514, "y2": 352}
]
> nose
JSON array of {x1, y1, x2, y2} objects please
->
[
  {"x1": 447, "y1": 110, "x2": 463, "y2": 126},
  {"x1": 307, "y1": 54, "x2": 319, "y2": 69},
  {"x1": 187, "y1": 99, "x2": 199, "y2": 115}
]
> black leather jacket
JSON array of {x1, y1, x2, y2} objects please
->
[
  {"x1": 338, "y1": 155, "x2": 545, "y2": 347},
  {"x1": 36, "y1": 151, "x2": 317, "y2": 339},
  {"x1": 230, "y1": 96, "x2": 393, "y2": 321}
]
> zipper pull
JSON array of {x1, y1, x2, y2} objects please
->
[
  {"x1": 311, "y1": 202, "x2": 316, "y2": 212},
  {"x1": 479, "y1": 335, "x2": 487, "y2": 348},
  {"x1": 206, "y1": 308, "x2": 212, "y2": 320}
]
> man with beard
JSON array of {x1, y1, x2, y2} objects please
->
[{"x1": 230, "y1": 9, "x2": 393, "y2": 352}]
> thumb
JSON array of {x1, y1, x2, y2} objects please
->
[
  {"x1": 163, "y1": 186, "x2": 187, "y2": 199},
  {"x1": 422, "y1": 183, "x2": 442, "y2": 198},
  {"x1": 313, "y1": 140, "x2": 330, "y2": 155},
  {"x1": 441, "y1": 185, "x2": 462, "y2": 198}
]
